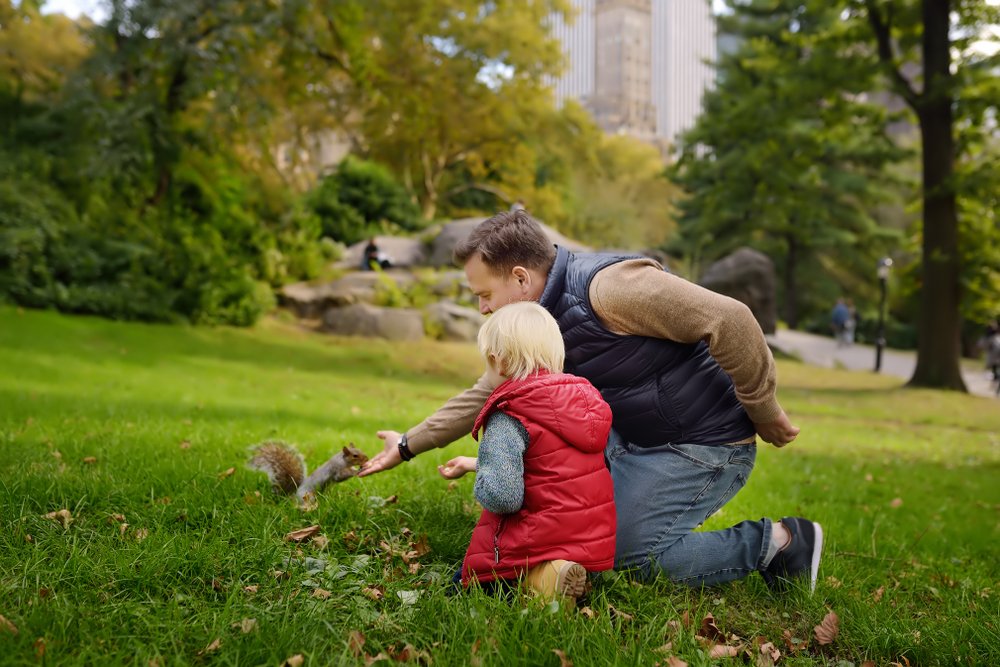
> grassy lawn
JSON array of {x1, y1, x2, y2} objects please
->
[{"x1": 1, "y1": 305, "x2": 998, "y2": 666}]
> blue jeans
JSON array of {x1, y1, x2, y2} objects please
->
[{"x1": 607, "y1": 434, "x2": 772, "y2": 587}]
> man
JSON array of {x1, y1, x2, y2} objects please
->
[
  {"x1": 362, "y1": 211, "x2": 822, "y2": 592},
  {"x1": 831, "y1": 298, "x2": 850, "y2": 347}
]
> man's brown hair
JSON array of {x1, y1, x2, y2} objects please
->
[{"x1": 453, "y1": 210, "x2": 557, "y2": 278}]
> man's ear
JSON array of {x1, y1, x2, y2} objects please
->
[{"x1": 511, "y1": 265, "x2": 531, "y2": 292}]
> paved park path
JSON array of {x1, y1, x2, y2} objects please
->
[{"x1": 764, "y1": 328, "x2": 998, "y2": 399}]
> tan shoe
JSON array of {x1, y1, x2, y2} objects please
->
[{"x1": 523, "y1": 560, "x2": 587, "y2": 606}]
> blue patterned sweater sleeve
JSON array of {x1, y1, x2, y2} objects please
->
[{"x1": 474, "y1": 411, "x2": 528, "y2": 515}]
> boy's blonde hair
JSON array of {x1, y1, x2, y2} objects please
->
[{"x1": 477, "y1": 301, "x2": 565, "y2": 381}]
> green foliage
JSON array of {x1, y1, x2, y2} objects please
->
[
  {"x1": 372, "y1": 268, "x2": 450, "y2": 310},
  {"x1": 307, "y1": 157, "x2": 421, "y2": 245},
  {"x1": 668, "y1": 0, "x2": 906, "y2": 328},
  {"x1": 2, "y1": 307, "x2": 999, "y2": 665}
]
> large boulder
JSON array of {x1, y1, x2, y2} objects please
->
[
  {"x1": 699, "y1": 248, "x2": 777, "y2": 334},
  {"x1": 281, "y1": 271, "x2": 413, "y2": 319},
  {"x1": 424, "y1": 301, "x2": 485, "y2": 342},
  {"x1": 321, "y1": 303, "x2": 424, "y2": 341},
  {"x1": 429, "y1": 218, "x2": 593, "y2": 268},
  {"x1": 336, "y1": 235, "x2": 429, "y2": 270}
]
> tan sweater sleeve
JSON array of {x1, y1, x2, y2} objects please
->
[
  {"x1": 405, "y1": 372, "x2": 494, "y2": 453},
  {"x1": 589, "y1": 259, "x2": 782, "y2": 425}
]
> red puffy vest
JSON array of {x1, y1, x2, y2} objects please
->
[{"x1": 462, "y1": 372, "x2": 617, "y2": 585}]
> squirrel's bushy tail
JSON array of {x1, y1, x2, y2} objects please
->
[{"x1": 247, "y1": 441, "x2": 306, "y2": 494}]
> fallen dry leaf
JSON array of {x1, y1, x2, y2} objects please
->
[
  {"x1": 447, "y1": 481, "x2": 459, "y2": 493},
  {"x1": 409, "y1": 563, "x2": 422, "y2": 575},
  {"x1": 470, "y1": 637, "x2": 498, "y2": 667},
  {"x1": 34, "y1": 638, "x2": 45, "y2": 660},
  {"x1": 411, "y1": 534, "x2": 431, "y2": 557},
  {"x1": 52, "y1": 451, "x2": 62, "y2": 460},
  {"x1": 299, "y1": 493, "x2": 319, "y2": 512},
  {"x1": 351, "y1": 406, "x2": 361, "y2": 414},
  {"x1": 232, "y1": 618, "x2": 257, "y2": 633},
  {"x1": 311, "y1": 589, "x2": 332, "y2": 600},
  {"x1": 579, "y1": 607, "x2": 595, "y2": 619},
  {"x1": 385, "y1": 495, "x2": 398, "y2": 504},
  {"x1": 782, "y1": 630, "x2": 807, "y2": 653},
  {"x1": 362, "y1": 586, "x2": 385, "y2": 601},
  {"x1": 0, "y1": 615, "x2": 18, "y2": 634},
  {"x1": 758, "y1": 642, "x2": 781, "y2": 667},
  {"x1": 657, "y1": 657, "x2": 688, "y2": 667},
  {"x1": 698, "y1": 613, "x2": 725, "y2": 641},
  {"x1": 365, "y1": 652, "x2": 391, "y2": 666},
  {"x1": 109, "y1": 513, "x2": 126, "y2": 523},
  {"x1": 197, "y1": 638, "x2": 221, "y2": 655},
  {"x1": 219, "y1": 467, "x2": 235, "y2": 478},
  {"x1": 861, "y1": 662, "x2": 876, "y2": 667},
  {"x1": 25, "y1": 534, "x2": 33, "y2": 543},
  {"x1": 179, "y1": 441, "x2": 191, "y2": 449},
  {"x1": 681, "y1": 610, "x2": 692, "y2": 629},
  {"x1": 552, "y1": 648, "x2": 573, "y2": 667},
  {"x1": 285, "y1": 525, "x2": 321, "y2": 542},
  {"x1": 83, "y1": 457, "x2": 97, "y2": 464},
  {"x1": 135, "y1": 528, "x2": 149, "y2": 541},
  {"x1": 149, "y1": 658, "x2": 164, "y2": 667},
  {"x1": 243, "y1": 585, "x2": 258, "y2": 593},
  {"x1": 313, "y1": 535, "x2": 330, "y2": 550},
  {"x1": 826, "y1": 576, "x2": 842, "y2": 589},
  {"x1": 119, "y1": 523, "x2": 130, "y2": 537},
  {"x1": 890, "y1": 497, "x2": 903, "y2": 508},
  {"x1": 707, "y1": 643, "x2": 740, "y2": 658},
  {"x1": 873, "y1": 585, "x2": 885, "y2": 602},
  {"x1": 653, "y1": 643, "x2": 673, "y2": 653},
  {"x1": 608, "y1": 605, "x2": 633, "y2": 621},
  {"x1": 281, "y1": 654, "x2": 304, "y2": 667},
  {"x1": 348, "y1": 631, "x2": 366, "y2": 656},
  {"x1": 44, "y1": 509, "x2": 72, "y2": 528},
  {"x1": 157, "y1": 497, "x2": 170, "y2": 504},
  {"x1": 814, "y1": 610, "x2": 839, "y2": 645}
]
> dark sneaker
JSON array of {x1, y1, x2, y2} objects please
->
[{"x1": 761, "y1": 517, "x2": 823, "y2": 594}]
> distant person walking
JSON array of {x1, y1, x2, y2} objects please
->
[
  {"x1": 844, "y1": 299, "x2": 858, "y2": 347},
  {"x1": 831, "y1": 298, "x2": 850, "y2": 347},
  {"x1": 983, "y1": 321, "x2": 1000, "y2": 395}
]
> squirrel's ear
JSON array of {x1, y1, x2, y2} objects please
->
[{"x1": 343, "y1": 446, "x2": 351, "y2": 456}]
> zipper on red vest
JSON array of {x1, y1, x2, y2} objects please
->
[{"x1": 493, "y1": 517, "x2": 508, "y2": 565}]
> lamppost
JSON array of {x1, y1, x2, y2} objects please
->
[{"x1": 874, "y1": 257, "x2": 893, "y2": 373}]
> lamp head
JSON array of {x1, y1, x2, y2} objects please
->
[{"x1": 877, "y1": 257, "x2": 893, "y2": 280}]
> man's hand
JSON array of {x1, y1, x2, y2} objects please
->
[
  {"x1": 358, "y1": 430, "x2": 403, "y2": 477},
  {"x1": 438, "y1": 456, "x2": 477, "y2": 480},
  {"x1": 754, "y1": 410, "x2": 800, "y2": 448}
]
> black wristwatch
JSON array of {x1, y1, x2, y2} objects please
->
[{"x1": 397, "y1": 433, "x2": 415, "y2": 462}]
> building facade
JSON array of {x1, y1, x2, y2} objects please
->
[{"x1": 550, "y1": 0, "x2": 715, "y2": 147}]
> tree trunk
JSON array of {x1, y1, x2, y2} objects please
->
[
  {"x1": 784, "y1": 233, "x2": 799, "y2": 330},
  {"x1": 907, "y1": 0, "x2": 967, "y2": 391}
]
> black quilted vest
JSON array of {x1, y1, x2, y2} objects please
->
[{"x1": 538, "y1": 246, "x2": 756, "y2": 447}]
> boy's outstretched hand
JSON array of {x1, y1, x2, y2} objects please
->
[{"x1": 438, "y1": 456, "x2": 477, "y2": 480}]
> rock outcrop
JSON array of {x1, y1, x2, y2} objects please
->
[
  {"x1": 699, "y1": 247, "x2": 777, "y2": 334},
  {"x1": 321, "y1": 303, "x2": 425, "y2": 341},
  {"x1": 424, "y1": 301, "x2": 485, "y2": 342},
  {"x1": 281, "y1": 271, "x2": 412, "y2": 319}
]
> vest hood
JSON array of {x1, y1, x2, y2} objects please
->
[{"x1": 473, "y1": 372, "x2": 612, "y2": 454}]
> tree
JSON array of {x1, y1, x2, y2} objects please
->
[
  {"x1": 295, "y1": 0, "x2": 572, "y2": 220},
  {"x1": 851, "y1": 0, "x2": 1000, "y2": 390},
  {"x1": 669, "y1": 0, "x2": 903, "y2": 329}
]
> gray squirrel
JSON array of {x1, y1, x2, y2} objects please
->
[{"x1": 247, "y1": 441, "x2": 369, "y2": 503}]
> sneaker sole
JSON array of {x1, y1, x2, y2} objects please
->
[
  {"x1": 557, "y1": 562, "x2": 587, "y2": 600},
  {"x1": 809, "y1": 522, "x2": 824, "y2": 595}
]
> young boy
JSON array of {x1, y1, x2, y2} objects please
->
[{"x1": 439, "y1": 302, "x2": 616, "y2": 605}]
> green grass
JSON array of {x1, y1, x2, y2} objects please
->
[{"x1": 1, "y1": 305, "x2": 998, "y2": 666}]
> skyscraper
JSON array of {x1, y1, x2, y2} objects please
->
[{"x1": 549, "y1": 0, "x2": 715, "y2": 147}]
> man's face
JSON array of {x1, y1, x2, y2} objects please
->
[{"x1": 465, "y1": 254, "x2": 530, "y2": 315}]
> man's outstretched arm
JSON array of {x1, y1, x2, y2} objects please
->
[
  {"x1": 359, "y1": 372, "x2": 494, "y2": 477},
  {"x1": 590, "y1": 259, "x2": 799, "y2": 447}
]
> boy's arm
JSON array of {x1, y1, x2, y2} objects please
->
[
  {"x1": 474, "y1": 411, "x2": 528, "y2": 515},
  {"x1": 360, "y1": 372, "x2": 494, "y2": 477}
]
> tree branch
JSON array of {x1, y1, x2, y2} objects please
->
[{"x1": 864, "y1": 0, "x2": 921, "y2": 109}]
